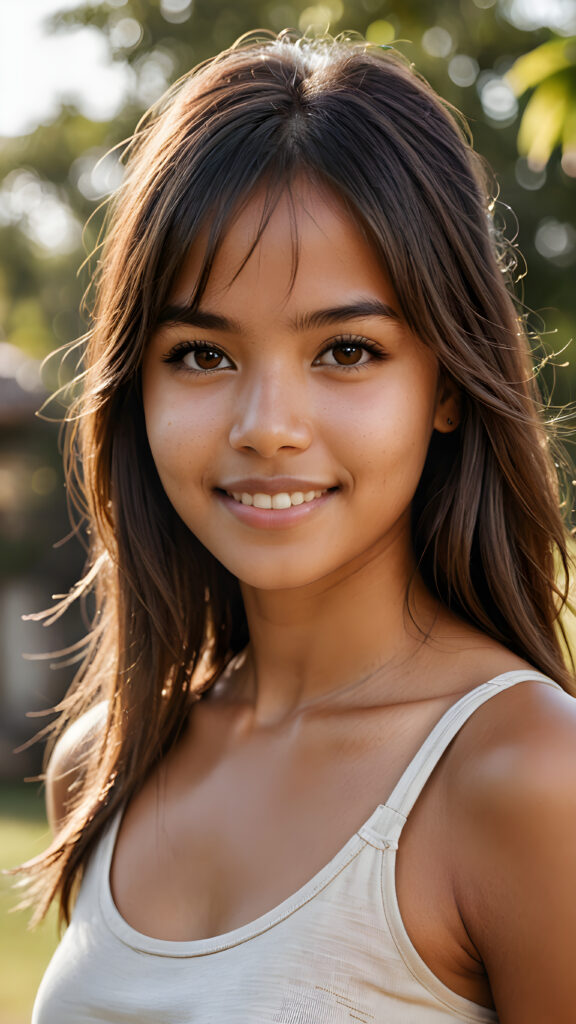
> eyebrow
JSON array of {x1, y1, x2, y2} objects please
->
[
  {"x1": 292, "y1": 300, "x2": 400, "y2": 330},
  {"x1": 156, "y1": 298, "x2": 400, "y2": 331},
  {"x1": 156, "y1": 305, "x2": 242, "y2": 331}
]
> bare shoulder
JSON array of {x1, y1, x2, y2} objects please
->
[
  {"x1": 446, "y1": 678, "x2": 576, "y2": 1021},
  {"x1": 449, "y1": 678, "x2": 576, "y2": 807},
  {"x1": 45, "y1": 702, "x2": 108, "y2": 836}
]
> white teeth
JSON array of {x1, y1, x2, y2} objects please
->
[
  {"x1": 227, "y1": 488, "x2": 329, "y2": 508},
  {"x1": 271, "y1": 493, "x2": 292, "y2": 509},
  {"x1": 253, "y1": 493, "x2": 272, "y2": 509}
]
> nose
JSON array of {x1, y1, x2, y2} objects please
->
[{"x1": 228, "y1": 368, "x2": 313, "y2": 457}]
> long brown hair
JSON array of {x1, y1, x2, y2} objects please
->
[{"x1": 20, "y1": 30, "x2": 574, "y2": 924}]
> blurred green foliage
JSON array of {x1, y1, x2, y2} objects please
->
[
  {"x1": 0, "y1": 0, "x2": 575, "y2": 587},
  {"x1": 507, "y1": 37, "x2": 576, "y2": 169}
]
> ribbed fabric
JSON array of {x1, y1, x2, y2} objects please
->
[{"x1": 33, "y1": 670, "x2": 560, "y2": 1023}]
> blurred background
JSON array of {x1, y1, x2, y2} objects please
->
[{"x1": 0, "y1": 0, "x2": 575, "y2": 1019}]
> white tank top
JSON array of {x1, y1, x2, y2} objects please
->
[{"x1": 32, "y1": 670, "x2": 560, "y2": 1023}]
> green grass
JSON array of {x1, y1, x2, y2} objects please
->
[{"x1": 0, "y1": 784, "x2": 58, "y2": 1024}]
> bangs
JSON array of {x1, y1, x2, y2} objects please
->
[{"x1": 167, "y1": 172, "x2": 316, "y2": 319}]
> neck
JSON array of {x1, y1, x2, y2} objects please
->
[{"x1": 231, "y1": 531, "x2": 443, "y2": 727}]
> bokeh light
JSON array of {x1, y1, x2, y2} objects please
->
[
  {"x1": 71, "y1": 149, "x2": 125, "y2": 201},
  {"x1": 448, "y1": 55, "x2": 480, "y2": 87},
  {"x1": 161, "y1": 0, "x2": 195, "y2": 25},
  {"x1": 366, "y1": 19, "x2": 396, "y2": 44},
  {"x1": 109, "y1": 16, "x2": 143, "y2": 50},
  {"x1": 299, "y1": 2, "x2": 344, "y2": 32},
  {"x1": 422, "y1": 26, "x2": 453, "y2": 58},
  {"x1": 0, "y1": 170, "x2": 82, "y2": 254},
  {"x1": 535, "y1": 218, "x2": 576, "y2": 264},
  {"x1": 478, "y1": 75, "x2": 519, "y2": 123},
  {"x1": 502, "y1": 0, "x2": 576, "y2": 34},
  {"x1": 515, "y1": 156, "x2": 547, "y2": 189}
]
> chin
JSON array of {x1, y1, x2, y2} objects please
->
[{"x1": 211, "y1": 552, "x2": 337, "y2": 593}]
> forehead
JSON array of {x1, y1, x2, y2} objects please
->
[{"x1": 167, "y1": 182, "x2": 398, "y2": 317}]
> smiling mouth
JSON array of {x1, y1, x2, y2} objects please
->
[{"x1": 225, "y1": 488, "x2": 329, "y2": 509}]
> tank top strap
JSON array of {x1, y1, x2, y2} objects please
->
[{"x1": 364, "y1": 670, "x2": 562, "y2": 847}]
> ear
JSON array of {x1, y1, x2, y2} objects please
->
[{"x1": 433, "y1": 373, "x2": 461, "y2": 434}]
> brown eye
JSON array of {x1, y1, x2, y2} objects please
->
[
  {"x1": 332, "y1": 344, "x2": 363, "y2": 365},
  {"x1": 313, "y1": 339, "x2": 383, "y2": 370},
  {"x1": 162, "y1": 341, "x2": 233, "y2": 373},
  {"x1": 191, "y1": 347, "x2": 224, "y2": 370}
]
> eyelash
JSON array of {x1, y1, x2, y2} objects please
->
[{"x1": 161, "y1": 335, "x2": 388, "y2": 376}]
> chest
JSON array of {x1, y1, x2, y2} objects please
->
[
  {"x1": 110, "y1": 698, "x2": 449, "y2": 937},
  {"x1": 37, "y1": 833, "x2": 493, "y2": 1024},
  {"x1": 108, "y1": 696, "x2": 492, "y2": 1010}
]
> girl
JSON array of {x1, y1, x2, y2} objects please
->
[{"x1": 26, "y1": 30, "x2": 576, "y2": 1023}]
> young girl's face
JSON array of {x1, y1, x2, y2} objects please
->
[{"x1": 142, "y1": 182, "x2": 456, "y2": 593}]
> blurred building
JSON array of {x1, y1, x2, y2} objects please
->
[{"x1": 0, "y1": 343, "x2": 81, "y2": 779}]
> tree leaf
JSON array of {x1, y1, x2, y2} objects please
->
[{"x1": 506, "y1": 37, "x2": 576, "y2": 95}]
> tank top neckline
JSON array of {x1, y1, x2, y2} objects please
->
[{"x1": 99, "y1": 668, "x2": 559, "y2": 959}]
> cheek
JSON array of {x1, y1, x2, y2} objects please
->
[
  {"x1": 319, "y1": 372, "x2": 436, "y2": 472},
  {"x1": 142, "y1": 380, "x2": 219, "y2": 496},
  {"x1": 144, "y1": 374, "x2": 194, "y2": 430}
]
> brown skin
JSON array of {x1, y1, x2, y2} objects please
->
[
  {"x1": 47, "y1": 186, "x2": 576, "y2": 1021},
  {"x1": 47, "y1": 661, "x2": 576, "y2": 1020}
]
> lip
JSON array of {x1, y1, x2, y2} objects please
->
[
  {"x1": 217, "y1": 477, "x2": 336, "y2": 495},
  {"x1": 216, "y1": 487, "x2": 337, "y2": 530}
]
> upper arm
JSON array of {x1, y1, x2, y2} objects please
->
[
  {"x1": 453, "y1": 683, "x2": 576, "y2": 1023},
  {"x1": 45, "y1": 702, "x2": 108, "y2": 836}
]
